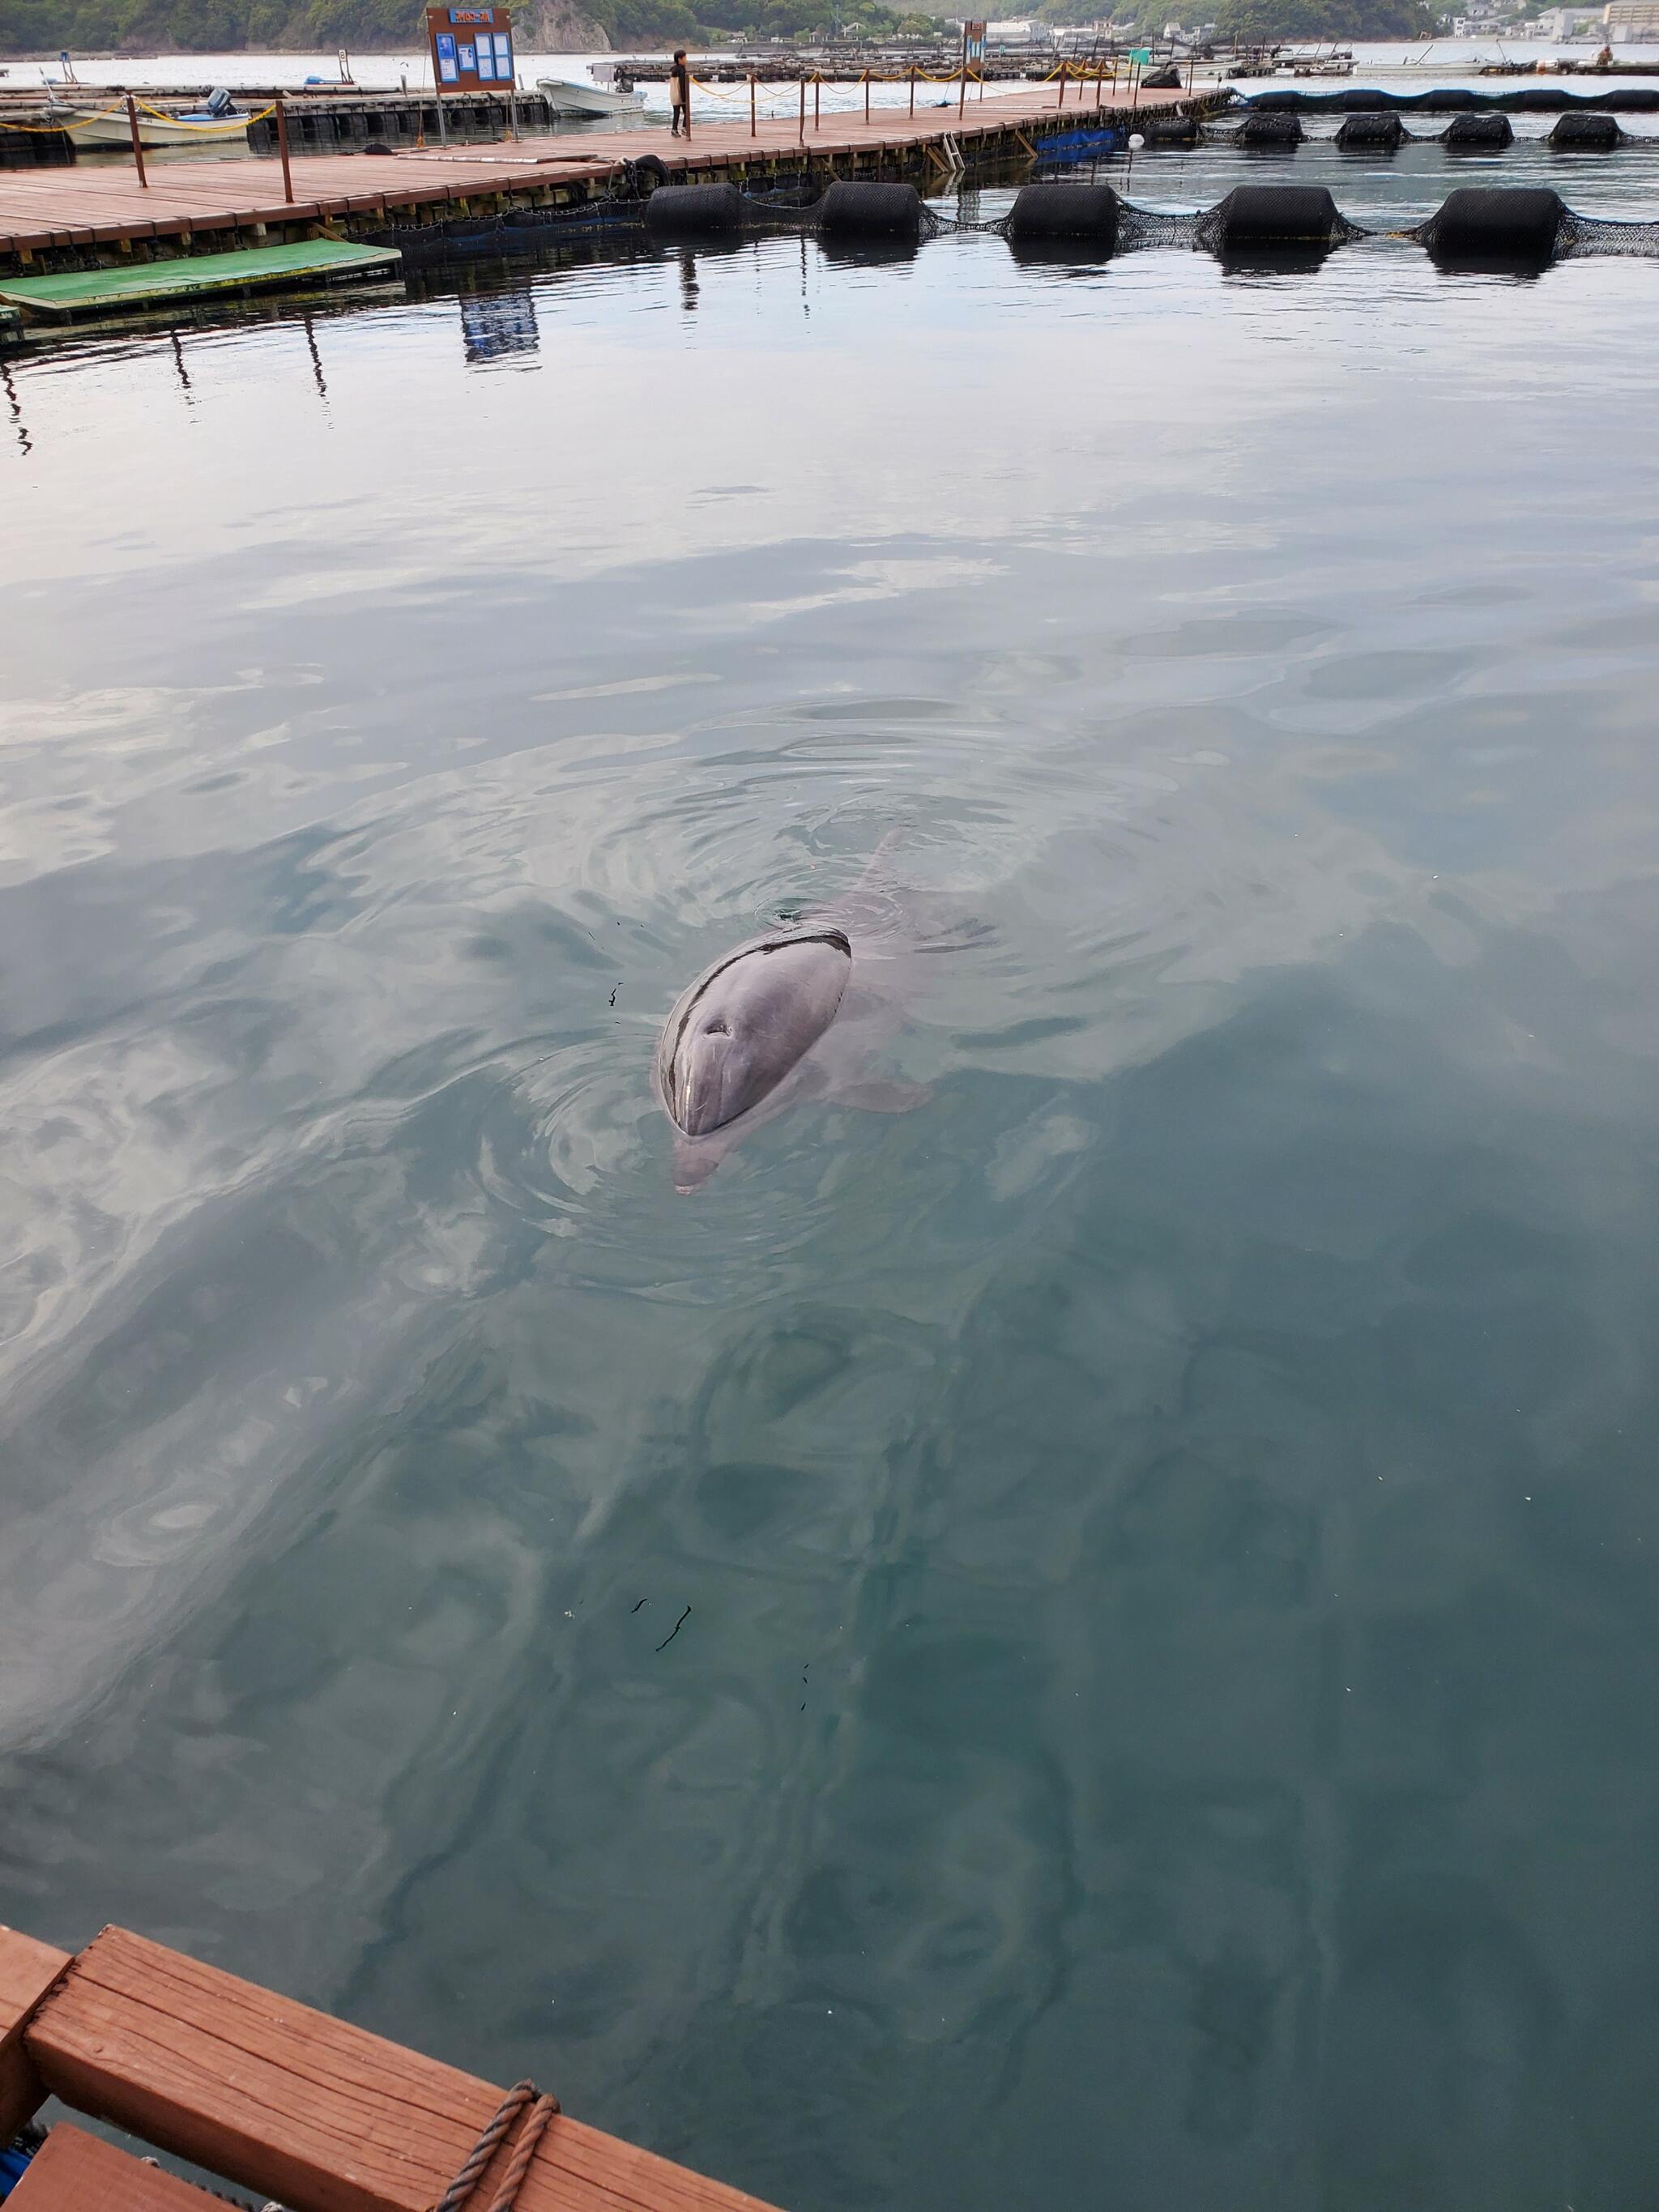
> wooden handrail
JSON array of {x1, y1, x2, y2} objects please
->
[
  {"x1": 3, "y1": 1925, "x2": 781, "y2": 2212},
  {"x1": 0, "y1": 1928, "x2": 71, "y2": 2138}
]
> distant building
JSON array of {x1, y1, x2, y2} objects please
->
[{"x1": 1604, "y1": 0, "x2": 1659, "y2": 35}]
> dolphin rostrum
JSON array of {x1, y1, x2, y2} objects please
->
[{"x1": 655, "y1": 835, "x2": 940, "y2": 1192}]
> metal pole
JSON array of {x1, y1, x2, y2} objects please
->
[
  {"x1": 750, "y1": 70, "x2": 757, "y2": 137},
  {"x1": 126, "y1": 92, "x2": 147, "y2": 188},
  {"x1": 799, "y1": 72, "x2": 805, "y2": 143},
  {"x1": 509, "y1": 79, "x2": 518, "y2": 139},
  {"x1": 437, "y1": 74, "x2": 448, "y2": 143},
  {"x1": 814, "y1": 72, "x2": 821, "y2": 130},
  {"x1": 910, "y1": 65, "x2": 915, "y2": 116},
  {"x1": 275, "y1": 94, "x2": 294, "y2": 199},
  {"x1": 1057, "y1": 58, "x2": 1066, "y2": 107},
  {"x1": 957, "y1": 25, "x2": 967, "y2": 118},
  {"x1": 1095, "y1": 58, "x2": 1102, "y2": 108},
  {"x1": 864, "y1": 66, "x2": 869, "y2": 124}
]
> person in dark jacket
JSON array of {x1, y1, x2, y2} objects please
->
[{"x1": 669, "y1": 49, "x2": 691, "y2": 136}]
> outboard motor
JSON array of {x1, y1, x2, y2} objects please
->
[{"x1": 205, "y1": 86, "x2": 236, "y2": 117}]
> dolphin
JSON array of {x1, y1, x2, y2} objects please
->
[{"x1": 655, "y1": 835, "x2": 943, "y2": 1192}]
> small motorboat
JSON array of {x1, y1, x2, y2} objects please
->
[
  {"x1": 59, "y1": 86, "x2": 249, "y2": 147},
  {"x1": 535, "y1": 63, "x2": 646, "y2": 118}
]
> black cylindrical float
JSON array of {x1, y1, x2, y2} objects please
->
[
  {"x1": 1549, "y1": 110, "x2": 1621, "y2": 147},
  {"x1": 1335, "y1": 111, "x2": 1406, "y2": 149},
  {"x1": 645, "y1": 181, "x2": 747, "y2": 233},
  {"x1": 1004, "y1": 181, "x2": 1121, "y2": 245},
  {"x1": 814, "y1": 181, "x2": 924, "y2": 235},
  {"x1": 1208, "y1": 184, "x2": 1342, "y2": 248},
  {"x1": 1238, "y1": 109, "x2": 1303, "y2": 145},
  {"x1": 1423, "y1": 185, "x2": 1565, "y2": 262},
  {"x1": 1140, "y1": 114, "x2": 1198, "y2": 146},
  {"x1": 1444, "y1": 113, "x2": 1513, "y2": 147}
]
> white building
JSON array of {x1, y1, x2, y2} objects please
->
[{"x1": 1604, "y1": 0, "x2": 1659, "y2": 36}]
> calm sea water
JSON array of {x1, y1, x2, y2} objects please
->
[{"x1": 4, "y1": 134, "x2": 1659, "y2": 2212}]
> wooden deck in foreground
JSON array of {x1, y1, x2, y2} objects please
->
[
  {"x1": 1, "y1": 1922, "x2": 782, "y2": 2212},
  {"x1": 0, "y1": 83, "x2": 1205, "y2": 273}
]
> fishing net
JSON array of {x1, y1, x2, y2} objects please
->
[{"x1": 1559, "y1": 209, "x2": 1659, "y2": 254}]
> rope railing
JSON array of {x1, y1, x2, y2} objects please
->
[
  {"x1": 0, "y1": 96, "x2": 275, "y2": 136},
  {"x1": 0, "y1": 100, "x2": 126, "y2": 134}
]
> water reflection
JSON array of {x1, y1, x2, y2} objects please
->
[{"x1": 460, "y1": 284, "x2": 542, "y2": 364}]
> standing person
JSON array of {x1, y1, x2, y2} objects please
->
[{"x1": 669, "y1": 46, "x2": 691, "y2": 137}]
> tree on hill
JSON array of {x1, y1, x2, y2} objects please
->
[{"x1": 1209, "y1": 0, "x2": 1434, "y2": 37}]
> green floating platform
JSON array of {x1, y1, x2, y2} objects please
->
[{"x1": 0, "y1": 238, "x2": 401, "y2": 319}]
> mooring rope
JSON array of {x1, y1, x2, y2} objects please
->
[{"x1": 433, "y1": 2080, "x2": 561, "y2": 2212}]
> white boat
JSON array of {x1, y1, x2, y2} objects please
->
[
  {"x1": 55, "y1": 92, "x2": 249, "y2": 147},
  {"x1": 535, "y1": 65, "x2": 646, "y2": 118}
]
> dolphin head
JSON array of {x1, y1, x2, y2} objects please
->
[{"x1": 659, "y1": 930, "x2": 852, "y2": 1143}]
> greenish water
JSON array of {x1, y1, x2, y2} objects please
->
[{"x1": 3, "y1": 150, "x2": 1659, "y2": 2212}]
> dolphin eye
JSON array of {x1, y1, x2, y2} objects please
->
[{"x1": 705, "y1": 1018, "x2": 728, "y2": 1035}]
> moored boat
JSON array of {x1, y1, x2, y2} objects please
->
[
  {"x1": 535, "y1": 63, "x2": 646, "y2": 117},
  {"x1": 54, "y1": 88, "x2": 249, "y2": 147}
]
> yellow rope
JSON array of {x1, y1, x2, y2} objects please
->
[
  {"x1": 0, "y1": 100, "x2": 126, "y2": 134},
  {"x1": 135, "y1": 98, "x2": 277, "y2": 131}
]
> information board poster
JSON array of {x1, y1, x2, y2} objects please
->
[{"x1": 425, "y1": 6, "x2": 514, "y2": 93}]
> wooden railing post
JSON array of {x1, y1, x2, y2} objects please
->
[
  {"x1": 275, "y1": 95, "x2": 294, "y2": 202},
  {"x1": 126, "y1": 93, "x2": 147, "y2": 188},
  {"x1": 749, "y1": 70, "x2": 757, "y2": 136},
  {"x1": 0, "y1": 1926, "x2": 72, "y2": 2137}
]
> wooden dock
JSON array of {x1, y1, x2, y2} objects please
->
[
  {"x1": 2, "y1": 1920, "x2": 783, "y2": 2211},
  {"x1": 0, "y1": 83, "x2": 1214, "y2": 275}
]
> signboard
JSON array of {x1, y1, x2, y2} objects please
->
[
  {"x1": 963, "y1": 17, "x2": 986, "y2": 61},
  {"x1": 426, "y1": 5, "x2": 513, "y2": 93}
]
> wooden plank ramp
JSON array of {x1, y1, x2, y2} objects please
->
[
  {"x1": 0, "y1": 238, "x2": 399, "y2": 317},
  {"x1": 2, "y1": 1925, "x2": 783, "y2": 2212},
  {"x1": 7, "y1": 2124, "x2": 223, "y2": 2212},
  {"x1": 0, "y1": 85, "x2": 1202, "y2": 266}
]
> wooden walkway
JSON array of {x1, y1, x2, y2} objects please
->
[
  {"x1": 2, "y1": 1920, "x2": 783, "y2": 2211},
  {"x1": 0, "y1": 83, "x2": 1201, "y2": 266}
]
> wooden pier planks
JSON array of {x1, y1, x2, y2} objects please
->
[
  {"x1": 24, "y1": 1927, "x2": 783, "y2": 2212},
  {"x1": 0, "y1": 1928, "x2": 70, "y2": 2139},
  {"x1": 0, "y1": 86, "x2": 1200, "y2": 262},
  {"x1": 6, "y1": 2123, "x2": 224, "y2": 2212}
]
